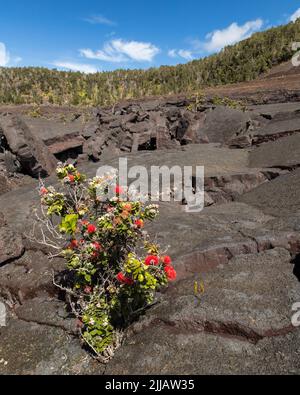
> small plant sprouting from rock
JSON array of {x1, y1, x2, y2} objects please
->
[
  {"x1": 211, "y1": 96, "x2": 247, "y2": 111},
  {"x1": 35, "y1": 164, "x2": 177, "y2": 363},
  {"x1": 26, "y1": 106, "x2": 42, "y2": 118},
  {"x1": 186, "y1": 92, "x2": 206, "y2": 112}
]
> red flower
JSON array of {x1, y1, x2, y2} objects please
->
[
  {"x1": 162, "y1": 256, "x2": 172, "y2": 266},
  {"x1": 70, "y1": 239, "x2": 79, "y2": 249},
  {"x1": 84, "y1": 286, "x2": 93, "y2": 294},
  {"x1": 40, "y1": 187, "x2": 48, "y2": 196},
  {"x1": 92, "y1": 242, "x2": 102, "y2": 251},
  {"x1": 87, "y1": 224, "x2": 97, "y2": 234},
  {"x1": 116, "y1": 272, "x2": 134, "y2": 286},
  {"x1": 164, "y1": 265, "x2": 177, "y2": 281},
  {"x1": 134, "y1": 219, "x2": 144, "y2": 229},
  {"x1": 145, "y1": 255, "x2": 159, "y2": 266},
  {"x1": 68, "y1": 174, "x2": 75, "y2": 183},
  {"x1": 115, "y1": 185, "x2": 124, "y2": 195}
]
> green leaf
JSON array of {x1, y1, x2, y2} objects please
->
[{"x1": 59, "y1": 214, "x2": 78, "y2": 235}]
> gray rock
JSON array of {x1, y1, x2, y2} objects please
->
[
  {"x1": 249, "y1": 133, "x2": 300, "y2": 169},
  {"x1": 0, "y1": 114, "x2": 57, "y2": 177},
  {"x1": 0, "y1": 226, "x2": 24, "y2": 266},
  {"x1": 0, "y1": 319, "x2": 105, "y2": 375},
  {"x1": 200, "y1": 106, "x2": 252, "y2": 144},
  {"x1": 239, "y1": 168, "x2": 300, "y2": 217},
  {"x1": 106, "y1": 248, "x2": 300, "y2": 375}
]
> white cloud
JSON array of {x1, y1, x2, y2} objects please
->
[
  {"x1": 168, "y1": 49, "x2": 177, "y2": 58},
  {"x1": 167, "y1": 18, "x2": 263, "y2": 62},
  {"x1": 113, "y1": 40, "x2": 160, "y2": 61},
  {"x1": 168, "y1": 49, "x2": 193, "y2": 60},
  {"x1": 52, "y1": 61, "x2": 98, "y2": 74},
  {"x1": 83, "y1": 15, "x2": 116, "y2": 26},
  {"x1": 0, "y1": 42, "x2": 10, "y2": 66},
  {"x1": 203, "y1": 19, "x2": 264, "y2": 52},
  {"x1": 178, "y1": 50, "x2": 194, "y2": 60},
  {"x1": 80, "y1": 44, "x2": 126, "y2": 63},
  {"x1": 80, "y1": 39, "x2": 160, "y2": 63},
  {"x1": 290, "y1": 8, "x2": 300, "y2": 22}
]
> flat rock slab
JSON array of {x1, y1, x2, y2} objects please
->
[
  {"x1": 106, "y1": 324, "x2": 300, "y2": 375},
  {"x1": 147, "y1": 202, "x2": 262, "y2": 261},
  {"x1": 0, "y1": 318, "x2": 105, "y2": 375},
  {"x1": 106, "y1": 248, "x2": 300, "y2": 375},
  {"x1": 149, "y1": 248, "x2": 299, "y2": 339},
  {"x1": 100, "y1": 143, "x2": 250, "y2": 177},
  {"x1": 15, "y1": 297, "x2": 77, "y2": 334},
  {"x1": 0, "y1": 250, "x2": 64, "y2": 301},
  {"x1": 249, "y1": 133, "x2": 300, "y2": 169},
  {"x1": 146, "y1": 201, "x2": 300, "y2": 278},
  {"x1": 239, "y1": 168, "x2": 300, "y2": 217},
  {"x1": 249, "y1": 102, "x2": 300, "y2": 118},
  {"x1": 254, "y1": 117, "x2": 300, "y2": 138}
]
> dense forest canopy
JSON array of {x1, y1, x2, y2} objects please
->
[{"x1": 0, "y1": 20, "x2": 300, "y2": 106}]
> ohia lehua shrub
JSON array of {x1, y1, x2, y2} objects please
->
[{"x1": 38, "y1": 164, "x2": 176, "y2": 362}]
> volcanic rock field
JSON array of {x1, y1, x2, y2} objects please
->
[{"x1": 1, "y1": 69, "x2": 300, "y2": 374}]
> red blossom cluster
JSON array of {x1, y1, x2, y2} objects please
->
[
  {"x1": 116, "y1": 255, "x2": 177, "y2": 286},
  {"x1": 145, "y1": 255, "x2": 159, "y2": 266},
  {"x1": 87, "y1": 224, "x2": 97, "y2": 234},
  {"x1": 68, "y1": 174, "x2": 75, "y2": 183},
  {"x1": 79, "y1": 220, "x2": 97, "y2": 235},
  {"x1": 40, "y1": 187, "x2": 48, "y2": 196},
  {"x1": 116, "y1": 273, "x2": 134, "y2": 286},
  {"x1": 134, "y1": 219, "x2": 144, "y2": 229}
]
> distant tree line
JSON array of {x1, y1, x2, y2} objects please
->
[{"x1": 0, "y1": 20, "x2": 299, "y2": 106}]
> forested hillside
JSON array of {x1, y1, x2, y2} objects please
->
[{"x1": 0, "y1": 20, "x2": 299, "y2": 106}]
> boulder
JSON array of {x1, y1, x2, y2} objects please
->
[
  {"x1": 150, "y1": 112, "x2": 178, "y2": 150},
  {"x1": 21, "y1": 116, "x2": 86, "y2": 161},
  {"x1": 0, "y1": 114, "x2": 57, "y2": 177},
  {"x1": 200, "y1": 106, "x2": 252, "y2": 144},
  {"x1": 183, "y1": 113, "x2": 208, "y2": 144}
]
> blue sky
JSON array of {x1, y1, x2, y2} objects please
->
[{"x1": 0, "y1": 1, "x2": 300, "y2": 73}]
